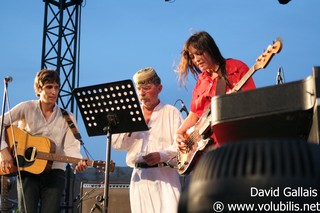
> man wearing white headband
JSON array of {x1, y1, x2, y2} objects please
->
[{"x1": 112, "y1": 67, "x2": 183, "y2": 213}]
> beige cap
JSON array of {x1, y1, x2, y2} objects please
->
[{"x1": 133, "y1": 67, "x2": 161, "y2": 85}]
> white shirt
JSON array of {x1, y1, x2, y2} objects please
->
[
  {"x1": 112, "y1": 102, "x2": 183, "y2": 213},
  {"x1": 0, "y1": 100, "x2": 82, "y2": 171}
]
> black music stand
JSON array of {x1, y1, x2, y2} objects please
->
[{"x1": 73, "y1": 79, "x2": 148, "y2": 212}]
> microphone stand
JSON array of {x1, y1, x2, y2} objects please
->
[
  {"x1": 0, "y1": 79, "x2": 10, "y2": 151},
  {"x1": 276, "y1": 66, "x2": 284, "y2": 85},
  {"x1": 0, "y1": 79, "x2": 10, "y2": 213}
]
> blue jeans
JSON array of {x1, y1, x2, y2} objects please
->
[{"x1": 17, "y1": 169, "x2": 66, "y2": 213}]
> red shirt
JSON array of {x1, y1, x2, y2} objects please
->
[{"x1": 190, "y1": 58, "x2": 256, "y2": 118}]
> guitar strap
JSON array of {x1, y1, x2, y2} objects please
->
[
  {"x1": 216, "y1": 72, "x2": 226, "y2": 96},
  {"x1": 60, "y1": 108, "x2": 84, "y2": 145}
]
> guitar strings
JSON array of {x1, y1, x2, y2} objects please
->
[{"x1": 186, "y1": 131, "x2": 201, "y2": 149}]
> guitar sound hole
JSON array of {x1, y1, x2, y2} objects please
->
[{"x1": 25, "y1": 147, "x2": 37, "y2": 162}]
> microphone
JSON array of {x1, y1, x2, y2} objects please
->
[
  {"x1": 276, "y1": 67, "x2": 283, "y2": 85},
  {"x1": 95, "y1": 195, "x2": 103, "y2": 202},
  {"x1": 4, "y1": 76, "x2": 13, "y2": 83},
  {"x1": 179, "y1": 100, "x2": 189, "y2": 116},
  {"x1": 90, "y1": 203, "x2": 101, "y2": 213},
  {"x1": 77, "y1": 188, "x2": 96, "y2": 203}
]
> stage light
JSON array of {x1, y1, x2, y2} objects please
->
[{"x1": 278, "y1": 0, "x2": 291, "y2": 4}]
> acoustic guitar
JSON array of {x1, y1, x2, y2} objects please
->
[
  {"x1": 177, "y1": 38, "x2": 283, "y2": 175},
  {"x1": 1, "y1": 125, "x2": 115, "y2": 175}
]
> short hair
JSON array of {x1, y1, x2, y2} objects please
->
[{"x1": 34, "y1": 69, "x2": 60, "y2": 97}]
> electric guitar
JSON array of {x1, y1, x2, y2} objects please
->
[
  {"x1": 1, "y1": 125, "x2": 115, "y2": 175},
  {"x1": 177, "y1": 38, "x2": 283, "y2": 175}
]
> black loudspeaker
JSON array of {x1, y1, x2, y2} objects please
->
[
  {"x1": 179, "y1": 138, "x2": 320, "y2": 212},
  {"x1": 79, "y1": 183, "x2": 130, "y2": 213},
  {"x1": 211, "y1": 76, "x2": 315, "y2": 144}
]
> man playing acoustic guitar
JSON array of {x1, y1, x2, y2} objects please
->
[{"x1": 0, "y1": 69, "x2": 88, "y2": 213}]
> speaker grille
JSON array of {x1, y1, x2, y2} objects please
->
[
  {"x1": 192, "y1": 138, "x2": 318, "y2": 180},
  {"x1": 182, "y1": 139, "x2": 320, "y2": 213}
]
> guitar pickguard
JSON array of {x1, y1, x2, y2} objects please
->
[{"x1": 177, "y1": 136, "x2": 213, "y2": 176}]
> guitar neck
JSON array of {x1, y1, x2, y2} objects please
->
[
  {"x1": 36, "y1": 152, "x2": 95, "y2": 166},
  {"x1": 232, "y1": 64, "x2": 258, "y2": 93}
]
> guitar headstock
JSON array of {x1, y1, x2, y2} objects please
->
[
  {"x1": 255, "y1": 38, "x2": 283, "y2": 70},
  {"x1": 93, "y1": 160, "x2": 115, "y2": 173}
]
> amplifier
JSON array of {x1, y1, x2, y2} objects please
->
[{"x1": 79, "y1": 183, "x2": 130, "y2": 213}]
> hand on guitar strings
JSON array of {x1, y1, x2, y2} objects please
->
[
  {"x1": 175, "y1": 133, "x2": 188, "y2": 153},
  {"x1": 0, "y1": 147, "x2": 14, "y2": 173}
]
